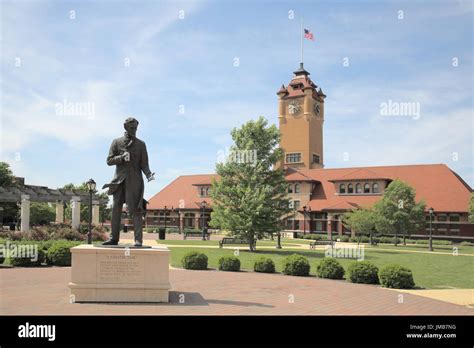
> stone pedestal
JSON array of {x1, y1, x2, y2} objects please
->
[{"x1": 69, "y1": 245, "x2": 170, "y2": 303}]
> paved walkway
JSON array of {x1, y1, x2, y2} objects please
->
[{"x1": 1, "y1": 266, "x2": 472, "y2": 315}]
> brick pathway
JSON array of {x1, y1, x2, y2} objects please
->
[{"x1": 1, "y1": 267, "x2": 472, "y2": 315}]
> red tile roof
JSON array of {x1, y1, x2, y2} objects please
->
[
  {"x1": 328, "y1": 168, "x2": 390, "y2": 182},
  {"x1": 296, "y1": 164, "x2": 472, "y2": 213},
  {"x1": 147, "y1": 164, "x2": 472, "y2": 213},
  {"x1": 147, "y1": 174, "x2": 217, "y2": 210}
]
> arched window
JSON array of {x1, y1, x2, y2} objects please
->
[
  {"x1": 339, "y1": 184, "x2": 346, "y2": 194},
  {"x1": 347, "y1": 183, "x2": 354, "y2": 194},
  {"x1": 200, "y1": 187, "x2": 206, "y2": 196},
  {"x1": 295, "y1": 184, "x2": 301, "y2": 193},
  {"x1": 206, "y1": 187, "x2": 211, "y2": 196},
  {"x1": 288, "y1": 185, "x2": 293, "y2": 193},
  {"x1": 373, "y1": 183, "x2": 379, "y2": 193},
  {"x1": 364, "y1": 183, "x2": 370, "y2": 193},
  {"x1": 356, "y1": 183, "x2": 362, "y2": 193}
]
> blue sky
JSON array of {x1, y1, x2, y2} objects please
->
[{"x1": 1, "y1": 0, "x2": 472, "y2": 200}]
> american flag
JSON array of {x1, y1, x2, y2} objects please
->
[{"x1": 304, "y1": 29, "x2": 314, "y2": 41}]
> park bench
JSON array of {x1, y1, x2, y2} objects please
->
[
  {"x1": 309, "y1": 240, "x2": 335, "y2": 250},
  {"x1": 183, "y1": 231, "x2": 210, "y2": 240},
  {"x1": 219, "y1": 237, "x2": 256, "y2": 248}
]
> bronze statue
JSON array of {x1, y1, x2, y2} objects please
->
[{"x1": 102, "y1": 117, "x2": 155, "y2": 247}]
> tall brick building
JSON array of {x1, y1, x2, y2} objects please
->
[{"x1": 146, "y1": 64, "x2": 473, "y2": 240}]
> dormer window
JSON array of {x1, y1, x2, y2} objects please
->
[
  {"x1": 294, "y1": 184, "x2": 301, "y2": 193},
  {"x1": 373, "y1": 183, "x2": 379, "y2": 193},
  {"x1": 347, "y1": 183, "x2": 354, "y2": 194},
  {"x1": 364, "y1": 183, "x2": 370, "y2": 193},
  {"x1": 339, "y1": 184, "x2": 346, "y2": 194},
  {"x1": 356, "y1": 183, "x2": 362, "y2": 193},
  {"x1": 199, "y1": 186, "x2": 211, "y2": 197}
]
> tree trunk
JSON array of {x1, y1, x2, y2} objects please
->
[
  {"x1": 249, "y1": 235, "x2": 255, "y2": 252},
  {"x1": 394, "y1": 226, "x2": 398, "y2": 246}
]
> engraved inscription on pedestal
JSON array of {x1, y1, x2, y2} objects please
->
[{"x1": 97, "y1": 254, "x2": 145, "y2": 283}]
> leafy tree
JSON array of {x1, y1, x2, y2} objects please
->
[
  {"x1": 0, "y1": 162, "x2": 17, "y2": 187},
  {"x1": 343, "y1": 207, "x2": 379, "y2": 244},
  {"x1": 0, "y1": 162, "x2": 20, "y2": 225},
  {"x1": 374, "y1": 179, "x2": 426, "y2": 246},
  {"x1": 30, "y1": 202, "x2": 56, "y2": 225},
  {"x1": 469, "y1": 193, "x2": 474, "y2": 223},
  {"x1": 210, "y1": 117, "x2": 291, "y2": 251}
]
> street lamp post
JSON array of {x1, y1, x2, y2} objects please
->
[
  {"x1": 303, "y1": 206, "x2": 307, "y2": 235},
  {"x1": 308, "y1": 206, "x2": 312, "y2": 233},
  {"x1": 163, "y1": 205, "x2": 168, "y2": 231},
  {"x1": 428, "y1": 207, "x2": 434, "y2": 252},
  {"x1": 86, "y1": 178, "x2": 96, "y2": 244},
  {"x1": 201, "y1": 201, "x2": 207, "y2": 240}
]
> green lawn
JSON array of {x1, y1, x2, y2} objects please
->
[
  {"x1": 156, "y1": 239, "x2": 304, "y2": 247},
  {"x1": 165, "y1": 244, "x2": 474, "y2": 289}
]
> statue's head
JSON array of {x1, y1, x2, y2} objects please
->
[{"x1": 124, "y1": 117, "x2": 139, "y2": 137}]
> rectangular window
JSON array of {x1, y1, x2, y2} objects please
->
[
  {"x1": 437, "y1": 215, "x2": 447, "y2": 222},
  {"x1": 449, "y1": 215, "x2": 460, "y2": 222},
  {"x1": 312, "y1": 154, "x2": 320, "y2": 164},
  {"x1": 286, "y1": 153, "x2": 302, "y2": 163},
  {"x1": 293, "y1": 200, "x2": 301, "y2": 210}
]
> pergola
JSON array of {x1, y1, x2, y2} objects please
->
[{"x1": 0, "y1": 184, "x2": 106, "y2": 232}]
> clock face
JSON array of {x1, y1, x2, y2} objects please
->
[
  {"x1": 313, "y1": 103, "x2": 320, "y2": 115},
  {"x1": 288, "y1": 100, "x2": 300, "y2": 115}
]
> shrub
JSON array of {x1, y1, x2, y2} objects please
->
[
  {"x1": 47, "y1": 240, "x2": 81, "y2": 266},
  {"x1": 460, "y1": 241, "x2": 474, "y2": 246},
  {"x1": 218, "y1": 256, "x2": 241, "y2": 272},
  {"x1": 379, "y1": 264, "x2": 415, "y2": 289},
  {"x1": 337, "y1": 235, "x2": 350, "y2": 242},
  {"x1": 303, "y1": 234, "x2": 322, "y2": 240},
  {"x1": 282, "y1": 254, "x2": 310, "y2": 276},
  {"x1": 181, "y1": 252, "x2": 208, "y2": 270},
  {"x1": 347, "y1": 261, "x2": 379, "y2": 284},
  {"x1": 254, "y1": 257, "x2": 275, "y2": 273},
  {"x1": 316, "y1": 257, "x2": 345, "y2": 279}
]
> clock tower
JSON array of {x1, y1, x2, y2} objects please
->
[{"x1": 277, "y1": 63, "x2": 326, "y2": 170}]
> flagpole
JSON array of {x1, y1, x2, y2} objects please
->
[{"x1": 300, "y1": 18, "x2": 303, "y2": 64}]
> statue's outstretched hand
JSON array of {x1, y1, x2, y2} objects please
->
[{"x1": 147, "y1": 172, "x2": 156, "y2": 182}]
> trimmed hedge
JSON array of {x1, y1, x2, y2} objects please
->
[
  {"x1": 47, "y1": 240, "x2": 81, "y2": 266},
  {"x1": 254, "y1": 257, "x2": 275, "y2": 273},
  {"x1": 181, "y1": 252, "x2": 208, "y2": 270},
  {"x1": 316, "y1": 258, "x2": 345, "y2": 279},
  {"x1": 337, "y1": 235, "x2": 350, "y2": 242},
  {"x1": 282, "y1": 254, "x2": 310, "y2": 276},
  {"x1": 379, "y1": 264, "x2": 415, "y2": 289},
  {"x1": 347, "y1": 261, "x2": 379, "y2": 284},
  {"x1": 218, "y1": 256, "x2": 241, "y2": 272}
]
